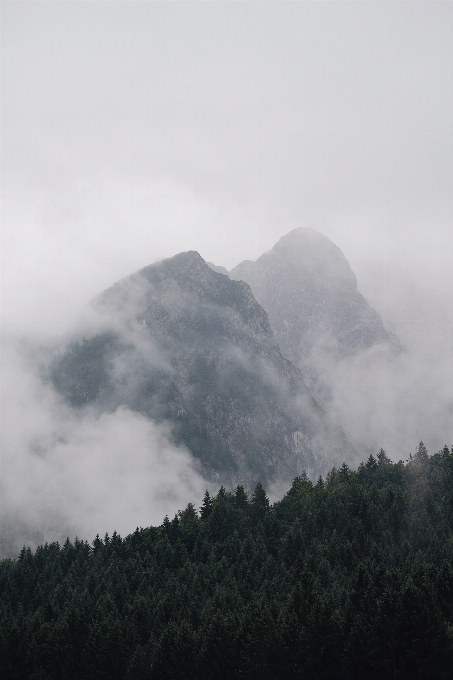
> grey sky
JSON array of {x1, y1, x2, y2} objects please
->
[
  {"x1": 1, "y1": 0, "x2": 452, "y2": 335},
  {"x1": 1, "y1": 1, "x2": 452, "y2": 551}
]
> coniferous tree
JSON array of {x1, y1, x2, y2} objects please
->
[
  {"x1": 200, "y1": 490, "x2": 213, "y2": 520},
  {"x1": 338, "y1": 462, "x2": 351, "y2": 481},
  {"x1": 2, "y1": 447, "x2": 453, "y2": 679},
  {"x1": 250, "y1": 482, "x2": 269, "y2": 522},
  {"x1": 234, "y1": 485, "x2": 249, "y2": 511},
  {"x1": 377, "y1": 447, "x2": 391, "y2": 466},
  {"x1": 414, "y1": 441, "x2": 429, "y2": 462}
]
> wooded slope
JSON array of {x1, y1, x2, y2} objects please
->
[{"x1": 1, "y1": 444, "x2": 453, "y2": 679}]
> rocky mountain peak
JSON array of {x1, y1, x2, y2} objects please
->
[
  {"x1": 140, "y1": 250, "x2": 215, "y2": 293},
  {"x1": 229, "y1": 228, "x2": 398, "y2": 369},
  {"x1": 51, "y1": 250, "x2": 354, "y2": 488},
  {"x1": 269, "y1": 227, "x2": 357, "y2": 289}
]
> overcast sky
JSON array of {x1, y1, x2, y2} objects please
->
[
  {"x1": 1, "y1": 0, "x2": 452, "y2": 335},
  {"x1": 1, "y1": 1, "x2": 452, "y2": 551}
]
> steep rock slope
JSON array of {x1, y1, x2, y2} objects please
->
[
  {"x1": 51, "y1": 251, "x2": 354, "y2": 488},
  {"x1": 228, "y1": 229, "x2": 400, "y2": 403}
]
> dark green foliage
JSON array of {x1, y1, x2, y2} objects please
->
[
  {"x1": 250, "y1": 481, "x2": 269, "y2": 522},
  {"x1": 414, "y1": 441, "x2": 429, "y2": 462},
  {"x1": 199, "y1": 490, "x2": 213, "y2": 520},
  {"x1": 234, "y1": 484, "x2": 249, "y2": 510},
  {"x1": 2, "y1": 446, "x2": 453, "y2": 678}
]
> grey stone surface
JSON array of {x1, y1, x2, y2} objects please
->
[
  {"x1": 51, "y1": 250, "x2": 355, "y2": 488},
  {"x1": 229, "y1": 228, "x2": 401, "y2": 402}
]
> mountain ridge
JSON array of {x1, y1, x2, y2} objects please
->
[
  {"x1": 229, "y1": 228, "x2": 400, "y2": 366},
  {"x1": 51, "y1": 250, "x2": 355, "y2": 489}
]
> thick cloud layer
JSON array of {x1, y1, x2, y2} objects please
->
[
  {"x1": 2, "y1": 1, "x2": 451, "y2": 335},
  {"x1": 0, "y1": 340, "x2": 209, "y2": 557},
  {"x1": 1, "y1": 2, "x2": 452, "y2": 554},
  {"x1": 322, "y1": 256, "x2": 453, "y2": 459}
]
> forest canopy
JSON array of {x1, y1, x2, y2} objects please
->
[{"x1": 1, "y1": 443, "x2": 453, "y2": 679}]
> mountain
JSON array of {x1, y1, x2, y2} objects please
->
[
  {"x1": 228, "y1": 228, "x2": 401, "y2": 401},
  {"x1": 206, "y1": 262, "x2": 229, "y2": 276},
  {"x1": 51, "y1": 251, "x2": 354, "y2": 488}
]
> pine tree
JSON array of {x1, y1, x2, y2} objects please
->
[
  {"x1": 414, "y1": 441, "x2": 429, "y2": 462},
  {"x1": 338, "y1": 462, "x2": 351, "y2": 481},
  {"x1": 234, "y1": 485, "x2": 249, "y2": 511},
  {"x1": 377, "y1": 448, "x2": 391, "y2": 466},
  {"x1": 250, "y1": 482, "x2": 269, "y2": 522},
  {"x1": 200, "y1": 490, "x2": 213, "y2": 520},
  {"x1": 365, "y1": 454, "x2": 378, "y2": 471}
]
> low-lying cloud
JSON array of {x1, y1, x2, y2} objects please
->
[
  {"x1": 0, "y1": 339, "x2": 210, "y2": 558},
  {"x1": 322, "y1": 258, "x2": 453, "y2": 460}
]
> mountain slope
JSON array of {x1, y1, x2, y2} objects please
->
[
  {"x1": 51, "y1": 251, "x2": 354, "y2": 488},
  {"x1": 228, "y1": 229, "x2": 401, "y2": 407},
  {"x1": 229, "y1": 228, "x2": 399, "y2": 367}
]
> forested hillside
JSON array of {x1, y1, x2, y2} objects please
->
[{"x1": 2, "y1": 444, "x2": 453, "y2": 679}]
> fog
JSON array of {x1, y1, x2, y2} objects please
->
[
  {"x1": 0, "y1": 339, "x2": 209, "y2": 557},
  {"x1": 324, "y1": 325, "x2": 453, "y2": 462},
  {"x1": 352, "y1": 257, "x2": 452, "y2": 455},
  {"x1": 2, "y1": 1, "x2": 451, "y2": 337},
  {"x1": 301, "y1": 254, "x2": 453, "y2": 460},
  {"x1": 1, "y1": 2, "x2": 452, "y2": 552}
]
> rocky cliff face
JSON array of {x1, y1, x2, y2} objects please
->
[
  {"x1": 228, "y1": 228, "x2": 400, "y2": 402},
  {"x1": 51, "y1": 251, "x2": 354, "y2": 488},
  {"x1": 230, "y1": 228, "x2": 398, "y2": 364}
]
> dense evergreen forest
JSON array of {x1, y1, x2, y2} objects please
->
[{"x1": 2, "y1": 444, "x2": 453, "y2": 679}]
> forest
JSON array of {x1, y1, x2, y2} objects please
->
[{"x1": 1, "y1": 443, "x2": 453, "y2": 679}]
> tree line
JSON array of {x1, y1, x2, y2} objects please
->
[{"x1": 1, "y1": 443, "x2": 453, "y2": 679}]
